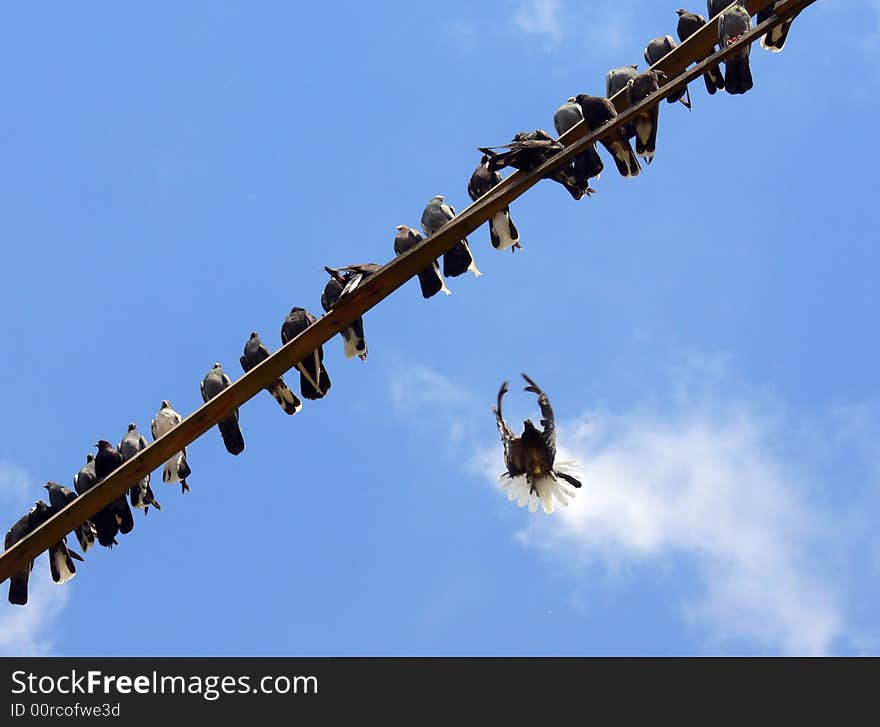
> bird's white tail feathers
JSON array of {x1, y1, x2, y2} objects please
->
[
  {"x1": 342, "y1": 327, "x2": 366, "y2": 360},
  {"x1": 52, "y1": 549, "x2": 75, "y2": 584},
  {"x1": 499, "y1": 467, "x2": 581, "y2": 515},
  {"x1": 162, "y1": 452, "x2": 185, "y2": 484},
  {"x1": 491, "y1": 211, "x2": 519, "y2": 252},
  {"x1": 431, "y1": 262, "x2": 452, "y2": 295}
]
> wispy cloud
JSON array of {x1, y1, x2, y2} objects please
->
[
  {"x1": 514, "y1": 0, "x2": 563, "y2": 46},
  {"x1": 0, "y1": 460, "x2": 36, "y2": 508}
]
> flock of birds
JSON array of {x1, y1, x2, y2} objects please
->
[{"x1": 3, "y1": 1, "x2": 798, "y2": 605}]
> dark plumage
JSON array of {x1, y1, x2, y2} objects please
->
[
  {"x1": 119, "y1": 424, "x2": 161, "y2": 514},
  {"x1": 44, "y1": 481, "x2": 96, "y2": 553},
  {"x1": 94, "y1": 440, "x2": 135, "y2": 541},
  {"x1": 393, "y1": 225, "x2": 450, "y2": 299},
  {"x1": 573, "y1": 95, "x2": 641, "y2": 178},
  {"x1": 280, "y1": 307, "x2": 332, "y2": 400},
  {"x1": 711, "y1": 0, "x2": 753, "y2": 95},
  {"x1": 553, "y1": 98, "x2": 605, "y2": 191},
  {"x1": 321, "y1": 264, "x2": 380, "y2": 360},
  {"x1": 241, "y1": 332, "x2": 302, "y2": 415},
  {"x1": 200, "y1": 363, "x2": 245, "y2": 455},
  {"x1": 478, "y1": 130, "x2": 590, "y2": 200},
  {"x1": 467, "y1": 156, "x2": 521, "y2": 252},
  {"x1": 757, "y1": 2, "x2": 797, "y2": 52},
  {"x1": 606, "y1": 64, "x2": 639, "y2": 140},
  {"x1": 644, "y1": 36, "x2": 691, "y2": 108},
  {"x1": 421, "y1": 196, "x2": 481, "y2": 278},
  {"x1": 626, "y1": 70, "x2": 664, "y2": 163},
  {"x1": 676, "y1": 9, "x2": 725, "y2": 95},
  {"x1": 73, "y1": 453, "x2": 119, "y2": 548},
  {"x1": 493, "y1": 374, "x2": 582, "y2": 515},
  {"x1": 5, "y1": 501, "x2": 53, "y2": 605}
]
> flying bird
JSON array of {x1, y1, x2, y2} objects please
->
[
  {"x1": 151, "y1": 401, "x2": 192, "y2": 493},
  {"x1": 119, "y1": 424, "x2": 161, "y2": 514},
  {"x1": 321, "y1": 264, "x2": 381, "y2": 360},
  {"x1": 393, "y1": 225, "x2": 451, "y2": 299},
  {"x1": 5, "y1": 501, "x2": 53, "y2": 605},
  {"x1": 200, "y1": 363, "x2": 245, "y2": 455},
  {"x1": 676, "y1": 9, "x2": 725, "y2": 95},
  {"x1": 479, "y1": 130, "x2": 589, "y2": 200},
  {"x1": 626, "y1": 70, "x2": 665, "y2": 163},
  {"x1": 421, "y1": 196, "x2": 481, "y2": 278},
  {"x1": 710, "y1": 0, "x2": 753, "y2": 94},
  {"x1": 574, "y1": 95, "x2": 641, "y2": 178},
  {"x1": 95, "y1": 440, "x2": 135, "y2": 537},
  {"x1": 281, "y1": 307, "x2": 332, "y2": 400},
  {"x1": 492, "y1": 374, "x2": 582, "y2": 515},
  {"x1": 73, "y1": 452, "x2": 121, "y2": 548},
  {"x1": 240, "y1": 332, "x2": 302, "y2": 414},
  {"x1": 553, "y1": 98, "x2": 605, "y2": 192},
  {"x1": 467, "y1": 156, "x2": 521, "y2": 253},
  {"x1": 43, "y1": 481, "x2": 96, "y2": 553},
  {"x1": 644, "y1": 36, "x2": 691, "y2": 109},
  {"x1": 757, "y1": 2, "x2": 798, "y2": 52}
]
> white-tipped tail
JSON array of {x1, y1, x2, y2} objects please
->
[
  {"x1": 162, "y1": 452, "x2": 185, "y2": 484},
  {"x1": 433, "y1": 262, "x2": 452, "y2": 295},
  {"x1": 341, "y1": 328, "x2": 366, "y2": 360},
  {"x1": 52, "y1": 549, "x2": 76, "y2": 584},
  {"x1": 499, "y1": 469, "x2": 580, "y2": 515},
  {"x1": 491, "y1": 211, "x2": 519, "y2": 252}
]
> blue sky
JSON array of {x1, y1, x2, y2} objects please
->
[{"x1": 1, "y1": 0, "x2": 878, "y2": 656}]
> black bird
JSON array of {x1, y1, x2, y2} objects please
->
[
  {"x1": 553, "y1": 98, "x2": 605, "y2": 191},
  {"x1": 151, "y1": 401, "x2": 192, "y2": 493},
  {"x1": 45, "y1": 523, "x2": 83, "y2": 585},
  {"x1": 281, "y1": 307, "x2": 332, "y2": 400},
  {"x1": 73, "y1": 452, "x2": 121, "y2": 548},
  {"x1": 241, "y1": 332, "x2": 302, "y2": 415},
  {"x1": 95, "y1": 440, "x2": 135, "y2": 539},
  {"x1": 573, "y1": 95, "x2": 641, "y2": 178},
  {"x1": 676, "y1": 9, "x2": 725, "y2": 95},
  {"x1": 710, "y1": 0, "x2": 753, "y2": 94},
  {"x1": 43, "y1": 481, "x2": 97, "y2": 553},
  {"x1": 757, "y1": 2, "x2": 797, "y2": 52},
  {"x1": 200, "y1": 363, "x2": 245, "y2": 455},
  {"x1": 492, "y1": 374, "x2": 582, "y2": 515},
  {"x1": 467, "y1": 156, "x2": 521, "y2": 252},
  {"x1": 626, "y1": 70, "x2": 665, "y2": 164},
  {"x1": 321, "y1": 264, "x2": 381, "y2": 360},
  {"x1": 478, "y1": 130, "x2": 590, "y2": 200},
  {"x1": 644, "y1": 36, "x2": 691, "y2": 109},
  {"x1": 5, "y1": 501, "x2": 54, "y2": 605},
  {"x1": 393, "y1": 225, "x2": 450, "y2": 299},
  {"x1": 119, "y1": 424, "x2": 161, "y2": 514},
  {"x1": 421, "y1": 195, "x2": 482, "y2": 278}
]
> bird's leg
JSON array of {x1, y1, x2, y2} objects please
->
[{"x1": 181, "y1": 480, "x2": 190, "y2": 494}]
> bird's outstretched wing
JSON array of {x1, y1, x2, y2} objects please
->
[{"x1": 521, "y1": 373, "x2": 557, "y2": 463}]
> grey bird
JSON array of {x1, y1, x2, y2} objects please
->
[
  {"x1": 676, "y1": 9, "x2": 725, "y2": 95},
  {"x1": 119, "y1": 424, "x2": 161, "y2": 514},
  {"x1": 240, "y1": 332, "x2": 302, "y2": 415},
  {"x1": 200, "y1": 363, "x2": 245, "y2": 455},
  {"x1": 321, "y1": 264, "x2": 380, "y2": 360},
  {"x1": 493, "y1": 374, "x2": 582, "y2": 515},
  {"x1": 393, "y1": 225, "x2": 451, "y2": 299},
  {"x1": 710, "y1": 0, "x2": 753, "y2": 94},
  {"x1": 281, "y1": 307, "x2": 332, "y2": 400},
  {"x1": 421, "y1": 196, "x2": 481, "y2": 278},
  {"x1": 757, "y1": 2, "x2": 798, "y2": 52},
  {"x1": 151, "y1": 401, "x2": 192, "y2": 493},
  {"x1": 574, "y1": 95, "x2": 641, "y2": 178},
  {"x1": 479, "y1": 130, "x2": 590, "y2": 200},
  {"x1": 644, "y1": 36, "x2": 691, "y2": 109},
  {"x1": 73, "y1": 452, "x2": 122, "y2": 548},
  {"x1": 606, "y1": 64, "x2": 640, "y2": 140},
  {"x1": 45, "y1": 518, "x2": 83, "y2": 586},
  {"x1": 467, "y1": 156, "x2": 521, "y2": 252},
  {"x1": 43, "y1": 481, "x2": 97, "y2": 553},
  {"x1": 5, "y1": 501, "x2": 54, "y2": 605},
  {"x1": 553, "y1": 98, "x2": 605, "y2": 192},
  {"x1": 626, "y1": 70, "x2": 665, "y2": 163},
  {"x1": 95, "y1": 440, "x2": 135, "y2": 538}
]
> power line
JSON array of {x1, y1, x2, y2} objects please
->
[{"x1": 0, "y1": 0, "x2": 816, "y2": 586}]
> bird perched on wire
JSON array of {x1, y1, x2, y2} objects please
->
[
  {"x1": 118, "y1": 424, "x2": 161, "y2": 514},
  {"x1": 321, "y1": 264, "x2": 380, "y2": 360},
  {"x1": 574, "y1": 95, "x2": 641, "y2": 178},
  {"x1": 5, "y1": 501, "x2": 54, "y2": 605},
  {"x1": 151, "y1": 401, "x2": 192, "y2": 493},
  {"x1": 644, "y1": 36, "x2": 691, "y2": 109},
  {"x1": 421, "y1": 196, "x2": 481, "y2": 279},
  {"x1": 43, "y1": 481, "x2": 96, "y2": 554},
  {"x1": 606, "y1": 64, "x2": 639, "y2": 140},
  {"x1": 676, "y1": 9, "x2": 724, "y2": 95},
  {"x1": 393, "y1": 225, "x2": 451, "y2": 299},
  {"x1": 44, "y1": 512, "x2": 83, "y2": 586},
  {"x1": 710, "y1": 0, "x2": 753, "y2": 95},
  {"x1": 467, "y1": 156, "x2": 521, "y2": 253},
  {"x1": 95, "y1": 440, "x2": 135, "y2": 539},
  {"x1": 281, "y1": 307, "x2": 332, "y2": 400},
  {"x1": 240, "y1": 332, "x2": 302, "y2": 415},
  {"x1": 200, "y1": 363, "x2": 245, "y2": 456},
  {"x1": 626, "y1": 70, "x2": 665, "y2": 164},
  {"x1": 478, "y1": 130, "x2": 590, "y2": 200},
  {"x1": 493, "y1": 374, "x2": 582, "y2": 514},
  {"x1": 73, "y1": 452, "x2": 121, "y2": 548},
  {"x1": 757, "y1": 1, "x2": 798, "y2": 53},
  {"x1": 553, "y1": 98, "x2": 605, "y2": 193}
]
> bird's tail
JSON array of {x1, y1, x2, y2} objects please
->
[
  {"x1": 8, "y1": 570, "x2": 30, "y2": 605},
  {"x1": 219, "y1": 417, "x2": 246, "y2": 455},
  {"x1": 116, "y1": 497, "x2": 135, "y2": 535},
  {"x1": 724, "y1": 55, "x2": 753, "y2": 95},
  {"x1": 93, "y1": 507, "x2": 119, "y2": 548},
  {"x1": 634, "y1": 108, "x2": 658, "y2": 163},
  {"x1": 417, "y1": 262, "x2": 451, "y2": 299},
  {"x1": 574, "y1": 148, "x2": 604, "y2": 186},
  {"x1": 144, "y1": 483, "x2": 161, "y2": 512},
  {"x1": 443, "y1": 240, "x2": 480, "y2": 278},
  {"x1": 549, "y1": 166, "x2": 587, "y2": 200},
  {"x1": 298, "y1": 351, "x2": 331, "y2": 400},
  {"x1": 268, "y1": 378, "x2": 302, "y2": 415},
  {"x1": 74, "y1": 521, "x2": 97, "y2": 553},
  {"x1": 703, "y1": 62, "x2": 725, "y2": 94},
  {"x1": 606, "y1": 139, "x2": 641, "y2": 178},
  {"x1": 489, "y1": 209, "x2": 519, "y2": 251},
  {"x1": 341, "y1": 321, "x2": 368, "y2": 361},
  {"x1": 49, "y1": 542, "x2": 77, "y2": 584},
  {"x1": 761, "y1": 18, "x2": 792, "y2": 52}
]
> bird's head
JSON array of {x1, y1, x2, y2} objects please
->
[
  {"x1": 523, "y1": 419, "x2": 540, "y2": 435},
  {"x1": 42, "y1": 482, "x2": 52, "y2": 491},
  {"x1": 630, "y1": 64, "x2": 638, "y2": 70},
  {"x1": 95, "y1": 440, "x2": 112, "y2": 450},
  {"x1": 249, "y1": 331, "x2": 259, "y2": 339},
  {"x1": 433, "y1": 194, "x2": 444, "y2": 202},
  {"x1": 395, "y1": 224, "x2": 406, "y2": 232},
  {"x1": 127, "y1": 423, "x2": 137, "y2": 431},
  {"x1": 161, "y1": 399, "x2": 171, "y2": 409},
  {"x1": 567, "y1": 96, "x2": 577, "y2": 104},
  {"x1": 676, "y1": 9, "x2": 686, "y2": 16},
  {"x1": 86, "y1": 453, "x2": 94, "y2": 463},
  {"x1": 212, "y1": 362, "x2": 222, "y2": 370}
]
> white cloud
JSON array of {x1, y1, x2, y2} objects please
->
[
  {"x1": 514, "y1": 0, "x2": 563, "y2": 46},
  {"x1": 390, "y1": 364, "x2": 477, "y2": 444},
  {"x1": 0, "y1": 460, "x2": 36, "y2": 508},
  {"x1": 0, "y1": 576, "x2": 71, "y2": 656}
]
